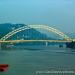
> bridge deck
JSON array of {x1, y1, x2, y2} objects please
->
[{"x1": 0, "y1": 40, "x2": 72, "y2": 43}]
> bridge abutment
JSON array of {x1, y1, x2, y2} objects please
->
[
  {"x1": 0, "y1": 43, "x2": 14, "y2": 50},
  {"x1": 66, "y1": 41, "x2": 75, "y2": 49},
  {"x1": 0, "y1": 43, "x2": 1, "y2": 50},
  {"x1": 0, "y1": 43, "x2": 7, "y2": 50}
]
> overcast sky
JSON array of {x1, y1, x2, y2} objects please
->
[{"x1": 0, "y1": 0, "x2": 75, "y2": 33}]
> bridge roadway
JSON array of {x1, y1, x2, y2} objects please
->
[{"x1": 0, "y1": 40, "x2": 73, "y2": 43}]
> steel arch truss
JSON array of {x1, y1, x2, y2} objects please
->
[{"x1": 0, "y1": 24, "x2": 71, "y2": 41}]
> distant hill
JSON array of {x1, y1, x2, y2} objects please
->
[
  {"x1": 0, "y1": 23, "x2": 53, "y2": 40},
  {"x1": 0, "y1": 23, "x2": 25, "y2": 38}
]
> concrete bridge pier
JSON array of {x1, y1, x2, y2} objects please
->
[{"x1": 46, "y1": 42, "x2": 48, "y2": 47}]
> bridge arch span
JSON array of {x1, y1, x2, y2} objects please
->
[{"x1": 0, "y1": 24, "x2": 71, "y2": 41}]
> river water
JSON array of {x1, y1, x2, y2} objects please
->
[{"x1": 0, "y1": 46, "x2": 75, "y2": 75}]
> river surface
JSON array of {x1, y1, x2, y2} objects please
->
[{"x1": 0, "y1": 46, "x2": 75, "y2": 75}]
